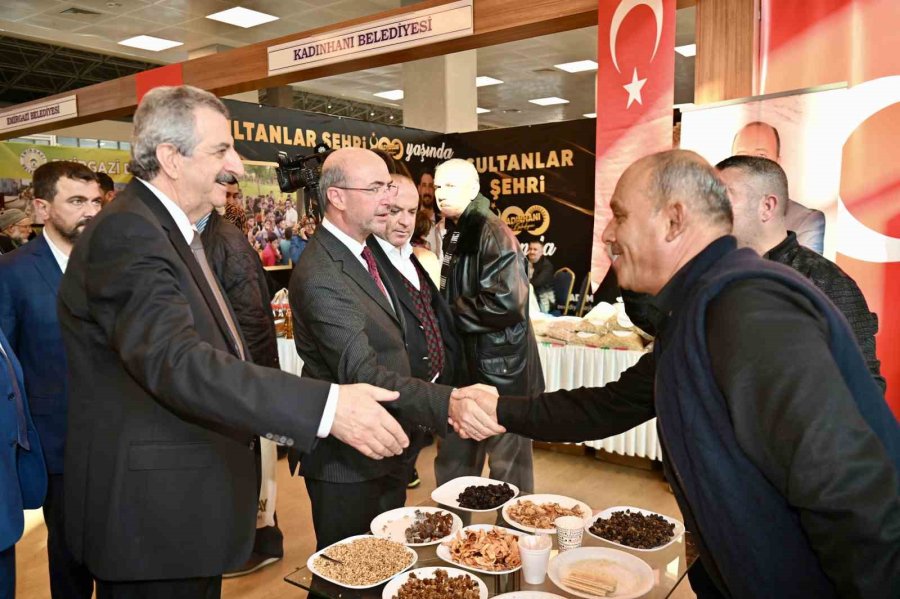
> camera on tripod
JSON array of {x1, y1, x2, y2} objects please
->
[{"x1": 275, "y1": 142, "x2": 331, "y2": 218}]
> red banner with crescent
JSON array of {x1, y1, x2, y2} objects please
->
[
  {"x1": 761, "y1": 0, "x2": 900, "y2": 416},
  {"x1": 591, "y1": 0, "x2": 676, "y2": 288}
]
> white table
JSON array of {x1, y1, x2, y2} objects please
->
[
  {"x1": 276, "y1": 338, "x2": 661, "y2": 461},
  {"x1": 537, "y1": 343, "x2": 661, "y2": 460}
]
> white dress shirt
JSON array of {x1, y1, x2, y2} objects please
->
[
  {"x1": 374, "y1": 235, "x2": 419, "y2": 290},
  {"x1": 43, "y1": 232, "x2": 69, "y2": 273},
  {"x1": 138, "y1": 179, "x2": 338, "y2": 438}
]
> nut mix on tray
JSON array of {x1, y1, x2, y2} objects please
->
[
  {"x1": 506, "y1": 499, "x2": 585, "y2": 529},
  {"x1": 392, "y1": 569, "x2": 481, "y2": 599},
  {"x1": 313, "y1": 537, "x2": 414, "y2": 585},
  {"x1": 589, "y1": 509, "x2": 676, "y2": 549},
  {"x1": 457, "y1": 483, "x2": 516, "y2": 509},
  {"x1": 446, "y1": 527, "x2": 521, "y2": 571}
]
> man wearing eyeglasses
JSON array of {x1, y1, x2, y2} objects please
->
[{"x1": 289, "y1": 148, "x2": 483, "y2": 548}]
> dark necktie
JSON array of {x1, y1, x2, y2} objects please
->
[
  {"x1": 361, "y1": 246, "x2": 390, "y2": 302},
  {"x1": 0, "y1": 343, "x2": 29, "y2": 450},
  {"x1": 189, "y1": 231, "x2": 246, "y2": 360}
]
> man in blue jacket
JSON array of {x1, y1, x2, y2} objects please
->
[
  {"x1": 0, "y1": 327, "x2": 47, "y2": 599},
  {"x1": 0, "y1": 160, "x2": 102, "y2": 598}
]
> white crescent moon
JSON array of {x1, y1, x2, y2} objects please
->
[
  {"x1": 610, "y1": 0, "x2": 664, "y2": 74},
  {"x1": 836, "y1": 76, "x2": 900, "y2": 263}
]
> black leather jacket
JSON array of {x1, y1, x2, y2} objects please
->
[
  {"x1": 201, "y1": 211, "x2": 279, "y2": 369},
  {"x1": 442, "y1": 195, "x2": 544, "y2": 396}
]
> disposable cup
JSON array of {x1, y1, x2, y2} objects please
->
[
  {"x1": 555, "y1": 515, "x2": 584, "y2": 552},
  {"x1": 517, "y1": 534, "x2": 552, "y2": 584}
]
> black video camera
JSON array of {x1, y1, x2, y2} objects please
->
[{"x1": 275, "y1": 143, "x2": 331, "y2": 218}]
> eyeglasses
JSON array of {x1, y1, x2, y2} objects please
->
[{"x1": 333, "y1": 182, "x2": 399, "y2": 198}]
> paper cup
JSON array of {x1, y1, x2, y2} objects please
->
[
  {"x1": 517, "y1": 534, "x2": 552, "y2": 584},
  {"x1": 555, "y1": 516, "x2": 584, "y2": 552}
]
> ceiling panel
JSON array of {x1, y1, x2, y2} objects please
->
[{"x1": 0, "y1": 1, "x2": 695, "y2": 130}]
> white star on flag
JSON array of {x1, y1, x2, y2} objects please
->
[{"x1": 623, "y1": 68, "x2": 647, "y2": 109}]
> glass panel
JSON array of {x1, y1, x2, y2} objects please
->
[{"x1": 78, "y1": 138, "x2": 99, "y2": 148}]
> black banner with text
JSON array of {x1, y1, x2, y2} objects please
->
[{"x1": 449, "y1": 119, "x2": 595, "y2": 278}]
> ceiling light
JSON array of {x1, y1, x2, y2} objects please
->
[
  {"x1": 206, "y1": 7, "x2": 279, "y2": 28},
  {"x1": 476, "y1": 107, "x2": 490, "y2": 114},
  {"x1": 675, "y1": 44, "x2": 696, "y2": 57},
  {"x1": 373, "y1": 89, "x2": 404, "y2": 101},
  {"x1": 554, "y1": 60, "x2": 598, "y2": 73},
  {"x1": 118, "y1": 35, "x2": 182, "y2": 51},
  {"x1": 476, "y1": 76, "x2": 503, "y2": 87},
  {"x1": 583, "y1": 112, "x2": 596, "y2": 118},
  {"x1": 529, "y1": 97, "x2": 569, "y2": 106}
]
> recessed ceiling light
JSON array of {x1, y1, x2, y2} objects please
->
[
  {"x1": 373, "y1": 89, "x2": 404, "y2": 101},
  {"x1": 476, "y1": 107, "x2": 490, "y2": 114},
  {"x1": 476, "y1": 76, "x2": 503, "y2": 87},
  {"x1": 118, "y1": 35, "x2": 182, "y2": 52},
  {"x1": 583, "y1": 112, "x2": 597, "y2": 118},
  {"x1": 206, "y1": 7, "x2": 279, "y2": 28},
  {"x1": 675, "y1": 44, "x2": 696, "y2": 57},
  {"x1": 529, "y1": 97, "x2": 569, "y2": 106},
  {"x1": 554, "y1": 60, "x2": 598, "y2": 73}
]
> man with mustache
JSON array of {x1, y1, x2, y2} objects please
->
[
  {"x1": 289, "y1": 148, "x2": 465, "y2": 548},
  {"x1": 57, "y1": 86, "x2": 408, "y2": 598},
  {"x1": 0, "y1": 160, "x2": 102, "y2": 599}
]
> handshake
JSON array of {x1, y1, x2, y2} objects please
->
[{"x1": 448, "y1": 384, "x2": 506, "y2": 441}]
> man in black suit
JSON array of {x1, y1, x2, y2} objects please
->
[
  {"x1": 289, "y1": 148, "x2": 490, "y2": 549},
  {"x1": 368, "y1": 174, "x2": 467, "y2": 489},
  {"x1": 57, "y1": 85, "x2": 408, "y2": 598}
]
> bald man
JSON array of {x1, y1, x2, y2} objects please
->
[
  {"x1": 731, "y1": 121, "x2": 826, "y2": 253},
  {"x1": 451, "y1": 150, "x2": 900, "y2": 598},
  {"x1": 288, "y1": 148, "x2": 485, "y2": 548}
]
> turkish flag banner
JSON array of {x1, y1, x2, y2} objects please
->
[
  {"x1": 761, "y1": 0, "x2": 900, "y2": 415},
  {"x1": 591, "y1": 0, "x2": 676, "y2": 287}
]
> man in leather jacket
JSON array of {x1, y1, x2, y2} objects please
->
[{"x1": 433, "y1": 158, "x2": 544, "y2": 504}]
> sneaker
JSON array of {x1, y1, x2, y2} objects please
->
[
  {"x1": 222, "y1": 553, "x2": 282, "y2": 578},
  {"x1": 407, "y1": 468, "x2": 421, "y2": 489}
]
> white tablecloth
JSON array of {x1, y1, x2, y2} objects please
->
[
  {"x1": 276, "y1": 338, "x2": 661, "y2": 461},
  {"x1": 537, "y1": 344, "x2": 661, "y2": 461}
]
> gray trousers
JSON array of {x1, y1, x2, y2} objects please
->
[{"x1": 434, "y1": 432, "x2": 534, "y2": 524}]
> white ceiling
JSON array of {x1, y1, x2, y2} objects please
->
[{"x1": 0, "y1": 0, "x2": 695, "y2": 129}]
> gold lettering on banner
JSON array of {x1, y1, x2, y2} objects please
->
[
  {"x1": 471, "y1": 150, "x2": 574, "y2": 174},
  {"x1": 500, "y1": 204, "x2": 550, "y2": 236}
]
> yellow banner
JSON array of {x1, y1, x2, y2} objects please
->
[{"x1": 0, "y1": 141, "x2": 132, "y2": 183}]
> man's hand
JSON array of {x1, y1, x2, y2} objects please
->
[
  {"x1": 449, "y1": 385, "x2": 505, "y2": 441},
  {"x1": 331, "y1": 384, "x2": 409, "y2": 459}
]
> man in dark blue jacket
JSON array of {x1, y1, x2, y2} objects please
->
[
  {"x1": 0, "y1": 327, "x2": 47, "y2": 599},
  {"x1": 0, "y1": 160, "x2": 102, "y2": 598},
  {"x1": 451, "y1": 150, "x2": 900, "y2": 598}
]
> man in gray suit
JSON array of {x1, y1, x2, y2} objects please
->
[{"x1": 289, "y1": 148, "x2": 494, "y2": 549}]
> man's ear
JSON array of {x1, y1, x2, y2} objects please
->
[
  {"x1": 760, "y1": 194, "x2": 779, "y2": 222},
  {"x1": 33, "y1": 198, "x2": 51, "y2": 221},
  {"x1": 155, "y1": 143, "x2": 181, "y2": 180},
  {"x1": 326, "y1": 187, "x2": 344, "y2": 211},
  {"x1": 665, "y1": 201, "x2": 687, "y2": 242}
]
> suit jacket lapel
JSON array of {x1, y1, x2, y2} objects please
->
[
  {"x1": 29, "y1": 236, "x2": 63, "y2": 293},
  {"x1": 316, "y1": 228, "x2": 399, "y2": 324},
  {"x1": 367, "y1": 237, "x2": 417, "y2": 321},
  {"x1": 132, "y1": 181, "x2": 239, "y2": 354}
]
